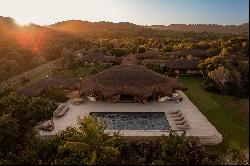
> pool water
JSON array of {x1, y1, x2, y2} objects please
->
[{"x1": 90, "y1": 112, "x2": 171, "y2": 130}]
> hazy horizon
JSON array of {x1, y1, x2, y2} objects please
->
[
  {"x1": 1, "y1": 15, "x2": 249, "y2": 27},
  {"x1": 0, "y1": 0, "x2": 249, "y2": 26}
]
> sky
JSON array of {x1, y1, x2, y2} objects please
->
[{"x1": 0, "y1": 0, "x2": 249, "y2": 26}]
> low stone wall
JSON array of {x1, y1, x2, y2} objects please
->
[{"x1": 0, "y1": 58, "x2": 62, "y2": 93}]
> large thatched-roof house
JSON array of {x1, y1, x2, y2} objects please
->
[
  {"x1": 166, "y1": 59, "x2": 200, "y2": 75},
  {"x1": 79, "y1": 65, "x2": 187, "y2": 103},
  {"x1": 81, "y1": 52, "x2": 122, "y2": 65}
]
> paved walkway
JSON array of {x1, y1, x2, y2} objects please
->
[{"x1": 39, "y1": 91, "x2": 222, "y2": 145}]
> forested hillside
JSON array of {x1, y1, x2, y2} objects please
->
[
  {"x1": 0, "y1": 16, "x2": 249, "y2": 82},
  {"x1": 149, "y1": 23, "x2": 249, "y2": 34}
]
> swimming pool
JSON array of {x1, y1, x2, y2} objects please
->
[{"x1": 90, "y1": 112, "x2": 171, "y2": 130}]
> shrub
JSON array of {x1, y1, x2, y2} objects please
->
[
  {"x1": 137, "y1": 46, "x2": 147, "y2": 53},
  {"x1": 223, "y1": 145, "x2": 249, "y2": 165},
  {"x1": 27, "y1": 97, "x2": 57, "y2": 125},
  {"x1": 0, "y1": 114, "x2": 21, "y2": 153},
  {"x1": 55, "y1": 116, "x2": 121, "y2": 165}
]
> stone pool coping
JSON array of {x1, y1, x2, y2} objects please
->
[{"x1": 39, "y1": 91, "x2": 222, "y2": 145}]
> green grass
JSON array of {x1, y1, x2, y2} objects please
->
[
  {"x1": 15, "y1": 67, "x2": 53, "y2": 90},
  {"x1": 180, "y1": 76, "x2": 249, "y2": 152}
]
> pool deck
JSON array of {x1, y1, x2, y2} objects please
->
[{"x1": 39, "y1": 91, "x2": 223, "y2": 145}]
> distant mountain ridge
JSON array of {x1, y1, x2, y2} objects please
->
[
  {"x1": 51, "y1": 20, "x2": 249, "y2": 34},
  {"x1": 0, "y1": 16, "x2": 249, "y2": 35},
  {"x1": 148, "y1": 23, "x2": 249, "y2": 34},
  {"x1": 49, "y1": 20, "x2": 142, "y2": 33}
]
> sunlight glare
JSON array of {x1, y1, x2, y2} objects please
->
[{"x1": 15, "y1": 17, "x2": 31, "y2": 26}]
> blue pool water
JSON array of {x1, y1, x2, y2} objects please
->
[{"x1": 90, "y1": 112, "x2": 170, "y2": 130}]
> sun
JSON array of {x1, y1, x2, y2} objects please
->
[{"x1": 15, "y1": 17, "x2": 31, "y2": 26}]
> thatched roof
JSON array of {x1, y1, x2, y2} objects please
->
[
  {"x1": 167, "y1": 49, "x2": 208, "y2": 57},
  {"x1": 132, "y1": 52, "x2": 158, "y2": 60},
  {"x1": 122, "y1": 52, "x2": 158, "y2": 65},
  {"x1": 81, "y1": 52, "x2": 121, "y2": 64},
  {"x1": 121, "y1": 54, "x2": 139, "y2": 65},
  {"x1": 166, "y1": 59, "x2": 200, "y2": 70},
  {"x1": 227, "y1": 54, "x2": 249, "y2": 64},
  {"x1": 141, "y1": 59, "x2": 168, "y2": 66},
  {"x1": 17, "y1": 77, "x2": 79, "y2": 97},
  {"x1": 79, "y1": 65, "x2": 187, "y2": 98}
]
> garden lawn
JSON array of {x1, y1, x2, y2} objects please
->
[{"x1": 180, "y1": 76, "x2": 249, "y2": 152}]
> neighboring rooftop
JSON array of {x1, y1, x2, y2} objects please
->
[
  {"x1": 167, "y1": 49, "x2": 208, "y2": 57},
  {"x1": 17, "y1": 77, "x2": 79, "y2": 97},
  {"x1": 227, "y1": 54, "x2": 249, "y2": 64},
  {"x1": 81, "y1": 52, "x2": 122, "y2": 64},
  {"x1": 166, "y1": 59, "x2": 200, "y2": 70},
  {"x1": 140, "y1": 59, "x2": 168, "y2": 66},
  {"x1": 122, "y1": 52, "x2": 159, "y2": 65}
]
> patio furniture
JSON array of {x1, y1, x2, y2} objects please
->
[
  {"x1": 175, "y1": 120, "x2": 189, "y2": 125},
  {"x1": 169, "y1": 112, "x2": 183, "y2": 118},
  {"x1": 72, "y1": 97, "x2": 84, "y2": 105},
  {"x1": 169, "y1": 110, "x2": 181, "y2": 114},
  {"x1": 158, "y1": 96, "x2": 171, "y2": 102},
  {"x1": 39, "y1": 118, "x2": 54, "y2": 131},
  {"x1": 170, "y1": 92, "x2": 183, "y2": 103},
  {"x1": 53, "y1": 104, "x2": 69, "y2": 117},
  {"x1": 172, "y1": 116, "x2": 185, "y2": 121},
  {"x1": 176, "y1": 123, "x2": 190, "y2": 129},
  {"x1": 87, "y1": 96, "x2": 96, "y2": 102}
]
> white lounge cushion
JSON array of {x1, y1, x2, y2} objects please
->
[
  {"x1": 173, "y1": 116, "x2": 185, "y2": 121},
  {"x1": 175, "y1": 120, "x2": 189, "y2": 125},
  {"x1": 169, "y1": 110, "x2": 181, "y2": 114},
  {"x1": 170, "y1": 112, "x2": 183, "y2": 118},
  {"x1": 176, "y1": 123, "x2": 190, "y2": 129}
]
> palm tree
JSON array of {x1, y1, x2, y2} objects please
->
[{"x1": 58, "y1": 116, "x2": 120, "y2": 165}]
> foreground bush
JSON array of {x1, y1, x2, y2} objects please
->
[
  {"x1": 21, "y1": 116, "x2": 121, "y2": 165},
  {"x1": 0, "y1": 93, "x2": 57, "y2": 162},
  {"x1": 1, "y1": 107, "x2": 247, "y2": 165},
  {"x1": 56, "y1": 116, "x2": 120, "y2": 165}
]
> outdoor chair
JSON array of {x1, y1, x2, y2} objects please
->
[
  {"x1": 175, "y1": 119, "x2": 189, "y2": 125},
  {"x1": 53, "y1": 104, "x2": 69, "y2": 117},
  {"x1": 71, "y1": 97, "x2": 84, "y2": 105},
  {"x1": 172, "y1": 116, "x2": 185, "y2": 121},
  {"x1": 39, "y1": 118, "x2": 54, "y2": 131},
  {"x1": 176, "y1": 123, "x2": 190, "y2": 129},
  {"x1": 169, "y1": 112, "x2": 183, "y2": 118},
  {"x1": 175, "y1": 97, "x2": 183, "y2": 103},
  {"x1": 169, "y1": 110, "x2": 181, "y2": 114}
]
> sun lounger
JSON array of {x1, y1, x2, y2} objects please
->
[
  {"x1": 72, "y1": 97, "x2": 84, "y2": 105},
  {"x1": 169, "y1": 112, "x2": 183, "y2": 118},
  {"x1": 169, "y1": 110, "x2": 181, "y2": 114},
  {"x1": 53, "y1": 104, "x2": 69, "y2": 117},
  {"x1": 172, "y1": 116, "x2": 185, "y2": 121},
  {"x1": 176, "y1": 123, "x2": 190, "y2": 129},
  {"x1": 175, "y1": 120, "x2": 189, "y2": 125},
  {"x1": 39, "y1": 118, "x2": 54, "y2": 131}
]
